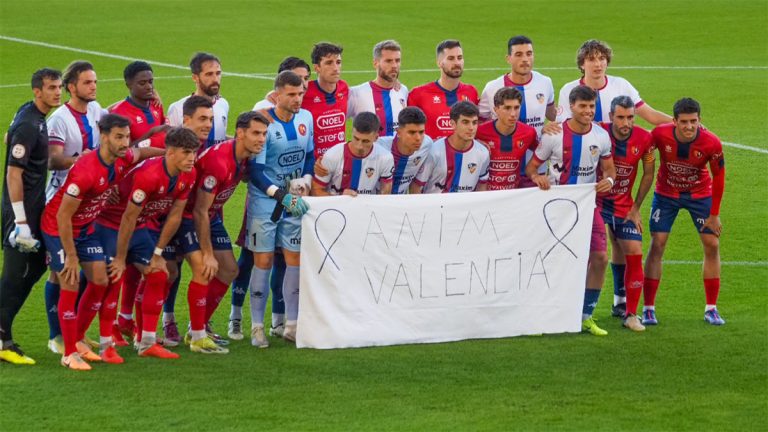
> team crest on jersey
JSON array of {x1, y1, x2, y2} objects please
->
[
  {"x1": 461, "y1": 95, "x2": 469, "y2": 101},
  {"x1": 204, "y1": 175, "x2": 217, "y2": 189},
  {"x1": 537, "y1": 93, "x2": 545, "y2": 104},
  {"x1": 518, "y1": 140, "x2": 525, "y2": 149},
  {"x1": 694, "y1": 150, "x2": 703, "y2": 159},
  {"x1": 99, "y1": 177, "x2": 105, "y2": 186},
  {"x1": 590, "y1": 145, "x2": 599, "y2": 157},
  {"x1": 632, "y1": 146, "x2": 640, "y2": 155},
  {"x1": 66, "y1": 183, "x2": 80, "y2": 197},
  {"x1": 432, "y1": 96, "x2": 441, "y2": 104},
  {"x1": 412, "y1": 156, "x2": 422, "y2": 166},
  {"x1": 132, "y1": 189, "x2": 147, "y2": 203},
  {"x1": 11, "y1": 144, "x2": 25, "y2": 159},
  {"x1": 336, "y1": 92, "x2": 344, "y2": 100},
  {"x1": 468, "y1": 162, "x2": 477, "y2": 174},
  {"x1": 152, "y1": 110, "x2": 159, "y2": 118},
  {"x1": 365, "y1": 167, "x2": 375, "y2": 178},
  {"x1": 399, "y1": 98, "x2": 406, "y2": 108},
  {"x1": 298, "y1": 124, "x2": 307, "y2": 136},
  {"x1": 179, "y1": 182, "x2": 185, "y2": 191},
  {"x1": 159, "y1": 185, "x2": 165, "y2": 194},
  {"x1": 313, "y1": 96, "x2": 321, "y2": 103}
]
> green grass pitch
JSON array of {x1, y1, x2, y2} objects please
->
[{"x1": 0, "y1": 0, "x2": 766, "y2": 430}]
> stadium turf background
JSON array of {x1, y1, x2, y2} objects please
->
[{"x1": 1, "y1": 0, "x2": 766, "y2": 430}]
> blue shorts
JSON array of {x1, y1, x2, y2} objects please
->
[
  {"x1": 175, "y1": 217, "x2": 232, "y2": 256},
  {"x1": 601, "y1": 210, "x2": 643, "y2": 242},
  {"x1": 148, "y1": 229, "x2": 178, "y2": 260},
  {"x1": 245, "y1": 215, "x2": 302, "y2": 253},
  {"x1": 43, "y1": 227, "x2": 105, "y2": 272},
  {"x1": 94, "y1": 223, "x2": 154, "y2": 266},
  {"x1": 649, "y1": 192, "x2": 714, "y2": 234}
]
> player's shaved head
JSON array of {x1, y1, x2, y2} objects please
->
[
  {"x1": 449, "y1": 101, "x2": 479, "y2": 121},
  {"x1": 353, "y1": 112, "x2": 381, "y2": 134},
  {"x1": 62, "y1": 61, "x2": 94, "y2": 93},
  {"x1": 436, "y1": 39, "x2": 462, "y2": 57},
  {"x1": 569, "y1": 85, "x2": 597, "y2": 105},
  {"x1": 311, "y1": 42, "x2": 343, "y2": 65},
  {"x1": 493, "y1": 87, "x2": 523, "y2": 107},
  {"x1": 610, "y1": 95, "x2": 634, "y2": 113},
  {"x1": 123, "y1": 61, "x2": 153, "y2": 82},
  {"x1": 182, "y1": 95, "x2": 213, "y2": 117},
  {"x1": 98, "y1": 113, "x2": 131, "y2": 134},
  {"x1": 165, "y1": 126, "x2": 201, "y2": 151},
  {"x1": 31, "y1": 68, "x2": 61, "y2": 90},
  {"x1": 576, "y1": 39, "x2": 612, "y2": 73},
  {"x1": 236, "y1": 111, "x2": 270, "y2": 129},
  {"x1": 673, "y1": 97, "x2": 701, "y2": 118},
  {"x1": 274, "y1": 70, "x2": 303, "y2": 90},
  {"x1": 373, "y1": 40, "x2": 401, "y2": 59},
  {"x1": 190, "y1": 52, "x2": 220, "y2": 75},
  {"x1": 398, "y1": 107, "x2": 426, "y2": 127},
  {"x1": 507, "y1": 35, "x2": 533, "y2": 54}
]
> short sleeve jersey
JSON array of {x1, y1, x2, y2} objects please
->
[
  {"x1": 407, "y1": 81, "x2": 479, "y2": 138},
  {"x1": 475, "y1": 120, "x2": 538, "y2": 190},
  {"x1": 534, "y1": 121, "x2": 612, "y2": 185},
  {"x1": 302, "y1": 80, "x2": 348, "y2": 156},
  {"x1": 477, "y1": 71, "x2": 555, "y2": 133},
  {"x1": 376, "y1": 135, "x2": 433, "y2": 194},
  {"x1": 596, "y1": 123, "x2": 654, "y2": 218},
  {"x1": 247, "y1": 109, "x2": 314, "y2": 207},
  {"x1": 41, "y1": 149, "x2": 136, "y2": 237},
  {"x1": 314, "y1": 142, "x2": 394, "y2": 195},
  {"x1": 167, "y1": 95, "x2": 229, "y2": 150},
  {"x1": 415, "y1": 137, "x2": 490, "y2": 193},
  {"x1": 652, "y1": 124, "x2": 724, "y2": 200},
  {"x1": 98, "y1": 157, "x2": 196, "y2": 230},
  {"x1": 110, "y1": 97, "x2": 166, "y2": 148},
  {"x1": 184, "y1": 139, "x2": 246, "y2": 220},
  {"x1": 557, "y1": 75, "x2": 643, "y2": 123},
  {"x1": 348, "y1": 81, "x2": 409, "y2": 137},
  {"x1": 45, "y1": 101, "x2": 105, "y2": 201}
]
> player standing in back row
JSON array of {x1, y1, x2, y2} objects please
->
[{"x1": 643, "y1": 98, "x2": 726, "y2": 326}]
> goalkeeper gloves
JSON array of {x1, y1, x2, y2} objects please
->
[{"x1": 8, "y1": 223, "x2": 41, "y2": 253}]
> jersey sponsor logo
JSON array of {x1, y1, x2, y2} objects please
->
[
  {"x1": 11, "y1": 144, "x2": 25, "y2": 159},
  {"x1": 365, "y1": 167, "x2": 375, "y2": 178},
  {"x1": 615, "y1": 163, "x2": 634, "y2": 177},
  {"x1": 437, "y1": 116, "x2": 452, "y2": 131},
  {"x1": 132, "y1": 189, "x2": 147, "y2": 203},
  {"x1": 204, "y1": 175, "x2": 217, "y2": 189},
  {"x1": 66, "y1": 183, "x2": 81, "y2": 197},
  {"x1": 279, "y1": 149, "x2": 306, "y2": 167},
  {"x1": 298, "y1": 124, "x2": 308, "y2": 136},
  {"x1": 317, "y1": 113, "x2": 345, "y2": 129},
  {"x1": 468, "y1": 162, "x2": 478, "y2": 174},
  {"x1": 86, "y1": 246, "x2": 103, "y2": 254},
  {"x1": 666, "y1": 162, "x2": 697, "y2": 176},
  {"x1": 490, "y1": 160, "x2": 520, "y2": 172}
]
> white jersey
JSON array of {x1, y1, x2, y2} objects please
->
[
  {"x1": 252, "y1": 95, "x2": 274, "y2": 111},
  {"x1": 45, "y1": 101, "x2": 105, "y2": 201},
  {"x1": 167, "y1": 94, "x2": 230, "y2": 147},
  {"x1": 416, "y1": 138, "x2": 490, "y2": 193},
  {"x1": 534, "y1": 121, "x2": 612, "y2": 185},
  {"x1": 347, "y1": 81, "x2": 409, "y2": 137},
  {"x1": 376, "y1": 135, "x2": 433, "y2": 194},
  {"x1": 478, "y1": 71, "x2": 555, "y2": 134},
  {"x1": 556, "y1": 75, "x2": 643, "y2": 123},
  {"x1": 314, "y1": 142, "x2": 394, "y2": 195}
]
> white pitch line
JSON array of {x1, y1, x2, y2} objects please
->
[
  {"x1": 665, "y1": 260, "x2": 767, "y2": 267},
  {"x1": 723, "y1": 141, "x2": 768, "y2": 154},
  {"x1": 0, "y1": 35, "x2": 273, "y2": 80}
]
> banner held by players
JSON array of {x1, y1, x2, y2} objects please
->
[{"x1": 298, "y1": 184, "x2": 597, "y2": 349}]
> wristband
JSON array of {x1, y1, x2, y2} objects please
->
[
  {"x1": 11, "y1": 201, "x2": 26, "y2": 223},
  {"x1": 154, "y1": 247, "x2": 163, "y2": 256},
  {"x1": 605, "y1": 177, "x2": 615, "y2": 187}
]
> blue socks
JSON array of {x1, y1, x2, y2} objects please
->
[
  {"x1": 270, "y1": 254, "x2": 286, "y2": 315},
  {"x1": 582, "y1": 288, "x2": 602, "y2": 319},
  {"x1": 44, "y1": 281, "x2": 61, "y2": 339}
]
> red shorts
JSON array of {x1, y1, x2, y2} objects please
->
[{"x1": 590, "y1": 208, "x2": 607, "y2": 253}]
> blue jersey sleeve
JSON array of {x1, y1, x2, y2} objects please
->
[{"x1": 248, "y1": 156, "x2": 275, "y2": 195}]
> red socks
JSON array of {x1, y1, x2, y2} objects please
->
[
  {"x1": 704, "y1": 278, "x2": 720, "y2": 306},
  {"x1": 76, "y1": 282, "x2": 108, "y2": 341},
  {"x1": 204, "y1": 278, "x2": 229, "y2": 323},
  {"x1": 119, "y1": 266, "x2": 142, "y2": 316},
  {"x1": 624, "y1": 255, "x2": 644, "y2": 316},
  {"x1": 643, "y1": 277, "x2": 660, "y2": 308},
  {"x1": 98, "y1": 282, "x2": 120, "y2": 339},
  {"x1": 141, "y1": 272, "x2": 169, "y2": 333},
  {"x1": 58, "y1": 289, "x2": 79, "y2": 356},
  {"x1": 188, "y1": 281, "x2": 208, "y2": 331}
]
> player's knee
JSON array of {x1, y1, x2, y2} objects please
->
[
  {"x1": 590, "y1": 252, "x2": 609, "y2": 269},
  {"x1": 253, "y1": 252, "x2": 273, "y2": 270},
  {"x1": 90, "y1": 274, "x2": 110, "y2": 287},
  {"x1": 217, "y1": 261, "x2": 239, "y2": 284},
  {"x1": 701, "y1": 236, "x2": 720, "y2": 256}
]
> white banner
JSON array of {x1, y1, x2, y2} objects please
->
[{"x1": 298, "y1": 184, "x2": 597, "y2": 349}]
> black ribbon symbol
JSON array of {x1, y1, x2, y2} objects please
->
[
  {"x1": 542, "y1": 198, "x2": 579, "y2": 260},
  {"x1": 314, "y1": 209, "x2": 347, "y2": 274}
]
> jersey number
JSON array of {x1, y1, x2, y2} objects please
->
[
  {"x1": 57, "y1": 249, "x2": 65, "y2": 263},
  {"x1": 185, "y1": 231, "x2": 199, "y2": 246}
]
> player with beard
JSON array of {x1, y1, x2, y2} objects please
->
[{"x1": 408, "y1": 40, "x2": 479, "y2": 139}]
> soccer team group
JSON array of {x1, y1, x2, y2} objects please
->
[{"x1": 0, "y1": 36, "x2": 726, "y2": 370}]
